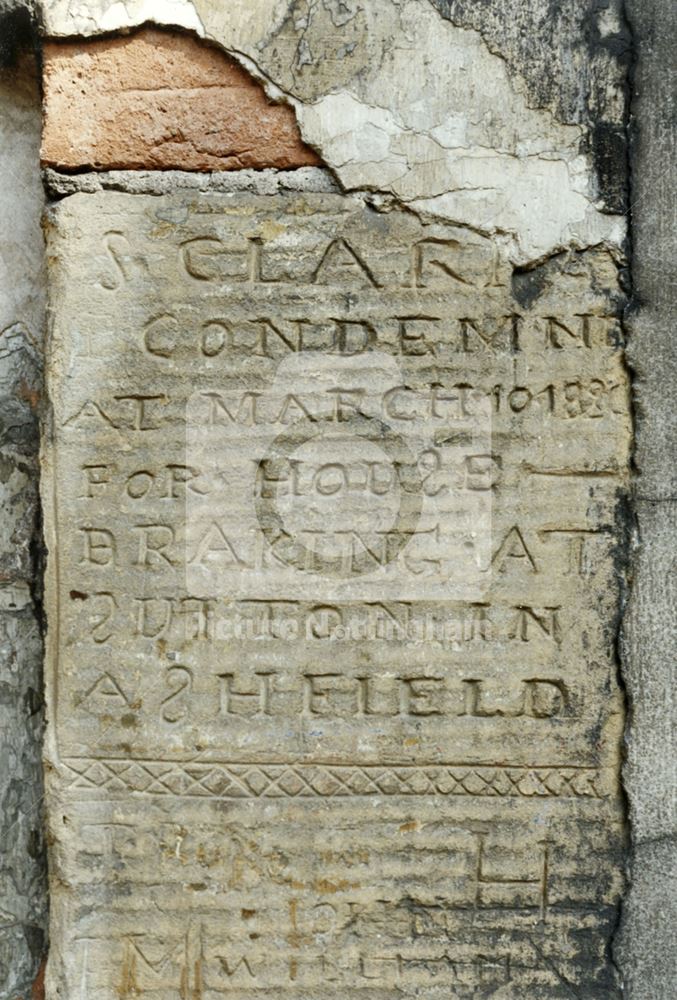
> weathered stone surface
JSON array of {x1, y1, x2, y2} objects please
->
[
  {"x1": 616, "y1": 838, "x2": 677, "y2": 1000},
  {"x1": 43, "y1": 186, "x2": 630, "y2": 997},
  {"x1": 622, "y1": 2, "x2": 677, "y2": 503},
  {"x1": 41, "y1": 0, "x2": 627, "y2": 263},
  {"x1": 42, "y1": 28, "x2": 321, "y2": 172},
  {"x1": 616, "y1": 2, "x2": 677, "y2": 996},
  {"x1": 0, "y1": 611, "x2": 45, "y2": 1000},
  {"x1": 0, "y1": 9, "x2": 47, "y2": 997}
]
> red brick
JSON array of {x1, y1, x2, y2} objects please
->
[
  {"x1": 31, "y1": 959, "x2": 46, "y2": 1000},
  {"x1": 41, "y1": 29, "x2": 321, "y2": 171}
]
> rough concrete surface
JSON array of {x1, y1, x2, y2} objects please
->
[
  {"x1": 42, "y1": 29, "x2": 321, "y2": 172},
  {"x1": 0, "y1": 5, "x2": 47, "y2": 998}
]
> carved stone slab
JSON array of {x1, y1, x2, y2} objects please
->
[{"x1": 43, "y1": 189, "x2": 630, "y2": 997}]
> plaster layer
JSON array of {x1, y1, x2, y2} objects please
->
[
  {"x1": 42, "y1": 0, "x2": 202, "y2": 34},
  {"x1": 429, "y1": 0, "x2": 631, "y2": 213},
  {"x1": 41, "y1": 0, "x2": 626, "y2": 264}
]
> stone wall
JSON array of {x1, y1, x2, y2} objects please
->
[{"x1": 0, "y1": 2, "x2": 673, "y2": 998}]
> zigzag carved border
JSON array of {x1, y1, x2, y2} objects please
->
[{"x1": 62, "y1": 759, "x2": 604, "y2": 799}]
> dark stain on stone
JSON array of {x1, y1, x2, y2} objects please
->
[
  {"x1": 511, "y1": 262, "x2": 550, "y2": 309},
  {"x1": 24, "y1": 685, "x2": 42, "y2": 717},
  {"x1": 27, "y1": 827, "x2": 42, "y2": 861},
  {"x1": 588, "y1": 120, "x2": 630, "y2": 214},
  {"x1": 23, "y1": 923, "x2": 46, "y2": 964},
  {"x1": 0, "y1": 6, "x2": 34, "y2": 69},
  {"x1": 609, "y1": 488, "x2": 635, "y2": 649}
]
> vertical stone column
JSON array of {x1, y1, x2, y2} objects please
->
[
  {"x1": 0, "y1": 4, "x2": 47, "y2": 996},
  {"x1": 617, "y1": 1, "x2": 677, "y2": 996}
]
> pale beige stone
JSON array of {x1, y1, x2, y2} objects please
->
[{"x1": 43, "y1": 188, "x2": 630, "y2": 997}]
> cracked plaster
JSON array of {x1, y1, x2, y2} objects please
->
[{"x1": 41, "y1": 0, "x2": 626, "y2": 263}]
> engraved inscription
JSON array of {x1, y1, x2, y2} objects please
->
[{"x1": 45, "y1": 191, "x2": 629, "y2": 997}]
